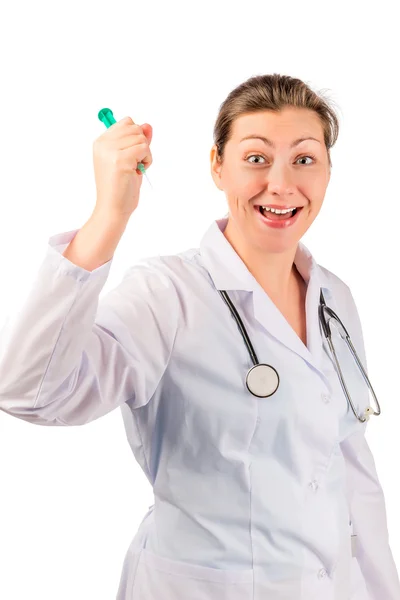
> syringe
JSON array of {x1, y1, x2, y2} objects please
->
[{"x1": 98, "y1": 108, "x2": 153, "y2": 189}]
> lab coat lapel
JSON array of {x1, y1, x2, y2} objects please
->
[
  {"x1": 199, "y1": 217, "x2": 334, "y2": 378},
  {"x1": 251, "y1": 254, "x2": 331, "y2": 375}
]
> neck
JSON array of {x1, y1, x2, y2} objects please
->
[{"x1": 223, "y1": 219, "x2": 301, "y2": 304}]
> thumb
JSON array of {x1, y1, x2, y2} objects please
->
[{"x1": 140, "y1": 123, "x2": 153, "y2": 145}]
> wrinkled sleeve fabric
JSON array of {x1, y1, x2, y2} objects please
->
[
  {"x1": 0, "y1": 229, "x2": 180, "y2": 427},
  {"x1": 340, "y1": 288, "x2": 400, "y2": 599}
]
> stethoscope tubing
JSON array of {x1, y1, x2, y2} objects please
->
[
  {"x1": 218, "y1": 290, "x2": 259, "y2": 366},
  {"x1": 319, "y1": 290, "x2": 381, "y2": 422},
  {"x1": 219, "y1": 288, "x2": 381, "y2": 423}
]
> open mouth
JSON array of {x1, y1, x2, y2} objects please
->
[{"x1": 256, "y1": 206, "x2": 302, "y2": 221}]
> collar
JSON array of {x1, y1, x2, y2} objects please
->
[
  {"x1": 199, "y1": 217, "x2": 332, "y2": 296},
  {"x1": 199, "y1": 216, "x2": 334, "y2": 379}
]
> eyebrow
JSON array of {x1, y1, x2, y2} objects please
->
[{"x1": 239, "y1": 135, "x2": 322, "y2": 148}]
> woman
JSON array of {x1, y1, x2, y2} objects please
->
[{"x1": 0, "y1": 74, "x2": 398, "y2": 600}]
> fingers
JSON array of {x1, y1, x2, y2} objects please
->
[
  {"x1": 117, "y1": 144, "x2": 153, "y2": 170},
  {"x1": 115, "y1": 133, "x2": 149, "y2": 152}
]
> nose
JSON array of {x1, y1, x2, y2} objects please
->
[{"x1": 265, "y1": 161, "x2": 295, "y2": 195}]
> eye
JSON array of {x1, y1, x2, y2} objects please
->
[
  {"x1": 296, "y1": 155, "x2": 316, "y2": 165},
  {"x1": 246, "y1": 154, "x2": 266, "y2": 164},
  {"x1": 245, "y1": 154, "x2": 316, "y2": 165}
]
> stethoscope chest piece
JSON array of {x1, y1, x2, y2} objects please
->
[{"x1": 246, "y1": 364, "x2": 280, "y2": 398}]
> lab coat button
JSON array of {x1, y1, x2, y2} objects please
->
[
  {"x1": 321, "y1": 393, "x2": 331, "y2": 404},
  {"x1": 318, "y1": 568, "x2": 327, "y2": 579},
  {"x1": 308, "y1": 479, "x2": 319, "y2": 491}
]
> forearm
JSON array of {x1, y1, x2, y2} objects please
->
[{"x1": 62, "y1": 208, "x2": 131, "y2": 271}]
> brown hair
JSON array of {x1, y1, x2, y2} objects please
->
[{"x1": 213, "y1": 73, "x2": 340, "y2": 168}]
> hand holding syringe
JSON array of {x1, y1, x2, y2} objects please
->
[
  {"x1": 94, "y1": 108, "x2": 153, "y2": 219},
  {"x1": 98, "y1": 108, "x2": 153, "y2": 189}
]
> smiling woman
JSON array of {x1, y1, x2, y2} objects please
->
[
  {"x1": 1, "y1": 72, "x2": 398, "y2": 600},
  {"x1": 209, "y1": 74, "x2": 339, "y2": 302}
]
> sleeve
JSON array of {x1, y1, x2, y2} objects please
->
[
  {"x1": 339, "y1": 289, "x2": 400, "y2": 599},
  {"x1": 0, "y1": 229, "x2": 180, "y2": 427}
]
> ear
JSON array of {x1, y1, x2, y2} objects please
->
[{"x1": 210, "y1": 145, "x2": 224, "y2": 191}]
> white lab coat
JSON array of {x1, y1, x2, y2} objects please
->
[{"x1": 0, "y1": 216, "x2": 399, "y2": 600}]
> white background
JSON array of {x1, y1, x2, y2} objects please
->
[{"x1": 0, "y1": 1, "x2": 399, "y2": 598}]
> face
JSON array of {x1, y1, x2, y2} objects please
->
[{"x1": 210, "y1": 108, "x2": 331, "y2": 256}]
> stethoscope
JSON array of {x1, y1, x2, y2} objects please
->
[{"x1": 218, "y1": 288, "x2": 381, "y2": 423}]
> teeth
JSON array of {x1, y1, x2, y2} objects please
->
[{"x1": 261, "y1": 206, "x2": 296, "y2": 214}]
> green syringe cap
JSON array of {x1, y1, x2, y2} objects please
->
[
  {"x1": 97, "y1": 108, "x2": 148, "y2": 179},
  {"x1": 98, "y1": 108, "x2": 116, "y2": 128}
]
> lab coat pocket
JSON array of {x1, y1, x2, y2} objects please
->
[{"x1": 131, "y1": 547, "x2": 254, "y2": 600}]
